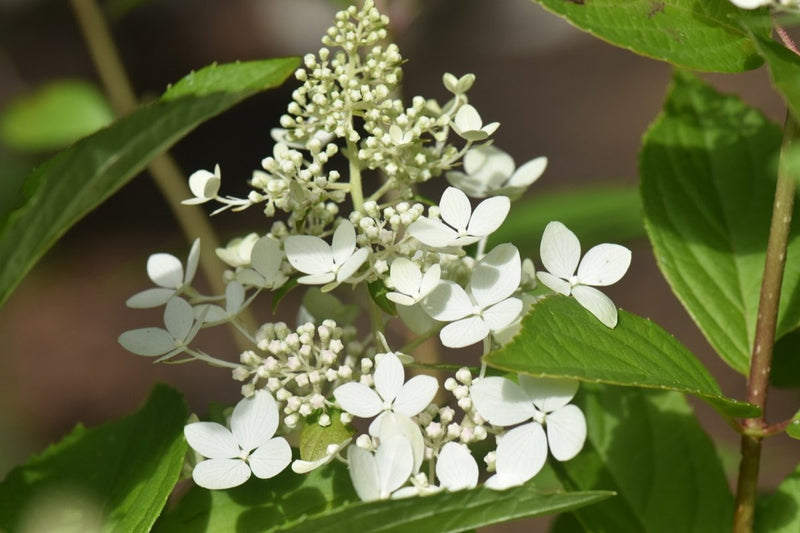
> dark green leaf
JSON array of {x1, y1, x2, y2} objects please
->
[
  {"x1": 0, "y1": 384, "x2": 188, "y2": 533},
  {"x1": 529, "y1": 0, "x2": 765, "y2": 72},
  {"x1": 555, "y1": 385, "x2": 733, "y2": 533},
  {"x1": 490, "y1": 184, "x2": 644, "y2": 255},
  {"x1": 0, "y1": 80, "x2": 113, "y2": 152},
  {"x1": 157, "y1": 457, "x2": 611, "y2": 533},
  {"x1": 771, "y1": 329, "x2": 800, "y2": 388},
  {"x1": 0, "y1": 57, "x2": 300, "y2": 308},
  {"x1": 640, "y1": 71, "x2": 800, "y2": 374},
  {"x1": 756, "y1": 461, "x2": 800, "y2": 532},
  {"x1": 484, "y1": 295, "x2": 757, "y2": 418},
  {"x1": 273, "y1": 277, "x2": 300, "y2": 313},
  {"x1": 368, "y1": 279, "x2": 397, "y2": 316}
]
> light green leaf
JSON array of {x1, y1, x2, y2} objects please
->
[
  {"x1": 640, "y1": 71, "x2": 800, "y2": 374},
  {"x1": 299, "y1": 411, "x2": 353, "y2": 462},
  {"x1": 0, "y1": 384, "x2": 188, "y2": 533},
  {"x1": 484, "y1": 295, "x2": 757, "y2": 418},
  {"x1": 0, "y1": 57, "x2": 299, "y2": 308},
  {"x1": 0, "y1": 80, "x2": 114, "y2": 153},
  {"x1": 555, "y1": 385, "x2": 734, "y2": 533},
  {"x1": 747, "y1": 31, "x2": 800, "y2": 124},
  {"x1": 756, "y1": 461, "x2": 800, "y2": 532},
  {"x1": 529, "y1": 0, "x2": 765, "y2": 72},
  {"x1": 787, "y1": 408, "x2": 800, "y2": 440},
  {"x1": 156, "y1": 461, "x2": 611, "y2": 533},
  {"x1": 490, "y1": 184, "x2": 644, "y2": 254}
]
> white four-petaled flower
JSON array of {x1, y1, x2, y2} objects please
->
[
  {"x1": 407, "y1": 187, "x2": 510, "y2": 248},
  {"x1": 452, "y1": 104, "x2": 499, "y2": 142},
  {"x1": 182, "y1": 164, "x2": 221, "y2": 205},
  {"x1": 333, "y1": 352, "x2": 438, "y2": 436},
  {"x1": 118, "y1": 297, "x2": 203, "y2": 361},
  {"x1": 184, "y1": 390, "x2": 291, "y2": 489},
  {"x1": 235, "y1": 236, "x2": 288, "y2": 289},
  {"x1": 284, "y1": 220, "x2": 368, "y2": 288},
  {"x1": 347, "y1": 435, "x2": 414, "y2": 502},
  {"x1": 386, "y1": 259, "x2": 441, "y2": 306},
  {"x1": 537, "y1": 221, "x2": 631, "y2": 328},
  {"x1": 470, "y1": 376, "x2": 586, "y2": 490},
  {"x1": 423, "y1": 243, "x2": 523, "y2": 348},
  {"x1": 446, "y1": 145, "x2": 547, "y2": 199},
  {"x1": 126, "y1": 239, "x2": 200, "y2": 308}
]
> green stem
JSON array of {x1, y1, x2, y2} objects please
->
[
  {"x1": 733, "y1": 113, "x2": 798, "y2": 532},
  {"x1": 347, "y1": 139, "x2": 365, "y2": 212},
  {"x1": 69, "y1": 0, "x2": 258, "y2": 347}
]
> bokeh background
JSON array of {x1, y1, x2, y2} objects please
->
[{"x1": 0, "y1": 0, "x2": 798, "y2": 530}]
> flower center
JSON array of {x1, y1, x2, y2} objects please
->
[
  {"x1": 532, "y1": 409, "x2": 546, "y2": 425},
  {"x1": 568, "y1": 275, "x2": 579, "y2": 288}
]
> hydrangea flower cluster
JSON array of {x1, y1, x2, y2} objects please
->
[{"x1": 120, "y1": 0, "x2": 632, "y2": 500}]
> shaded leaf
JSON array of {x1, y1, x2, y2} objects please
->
[
  {"x1": 0, "y1": 57, "x2": 299, "y2": 308},
  {"x1": 0, "y1": 80, "x2": 113, "y2": 152},
  {"x1": 771, "y1": 329, "x2": 800, "y2": 388},
  {"x1": 368, "y1": 279, "x2": 397, "y2": 316},
  {"x1": 0, "y1": 384, "x2": 188, "y2": 533},
  {"x1": 299, "y1": 411, "x2": 353, "y2": 462},
  {"x1": 529, "y1": 0, "x2": 765, "y2": 72},
  {"x1": 554, "y1": 385, "x2": 733, "y2": 533},
  {"x1": 640, "y1": 71, "x2": 800, "y2": 374},
  {"x1": 484, "y1": 295, "x2": 757, "y2": 418},
  {"x1": 756, "y1": 461, "x2": 800, "y2": 532}
]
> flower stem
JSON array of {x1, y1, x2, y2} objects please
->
[
  {"x1": 733, "y1": 113, "x2": 798, "y2": 532},
  {"x1": 69, "y1": 0, "x2": 258, "y2": 347},
  {"x1": 347, "y1": 139, "x2": 365, "y2": 212}
]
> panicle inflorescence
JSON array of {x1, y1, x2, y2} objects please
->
[{"x1": 121, "y1": 0, "x2": 633, "y2": 501}]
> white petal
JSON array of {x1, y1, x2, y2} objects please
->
[
  {"x1": 438, "y1": 187, "x2": 472, "y2": 232},
  {"x1": 225, "y1": 282, "x2": 245, "y2": 315},
  {"x1": 482, "y1": 122, "x2": 500, "y2": 137},
  {"x1": 470, "y1": 243, "x2": 521, "y2": 307},
  {"x1": 374, "y1": 352, "x2": 405, "y2": 403},
  {"x1": 407, "y1": 218, "x2": 458, "y2": 248},
  {"x1": 188, "y1": 169, "x2": 220, "y2": 200},
  {"x1": 445, "y1": 170, "x2": 486, "y2": 198},
  {"x1": 507, "y1": 156, "x2": 547, "y2": 188},
  {"x1": 572, "y1": 285, "x2": 618, "y2": 328},
  {"x1": 251, "y1": 236, "x2": 282, "y2": 278},
  {"x1": 546, "y1": 405, "x2": 587, "y2": 461},
  {"x1": 463, "y1": 145, "x2": 515, "y2": 184},
  {"x1": 466, "y1": 196, "x2": 510, "y2": 237},
  {"x1": 336, "y1": 247, "x2": 368, "y2": 283},
  {"x1": 249, "y1": 437, "x2": 292, "y2": 478},
  {"x1": 378, "y1": 413, "x2": 425, "y2": 473},
  {"x1": 125, "y1": 288, "x2": 175, "y2": 309},
  {"x1": 163, "y1": 297, "x2": 194, "y2": 341},
  {"x1": 284, "y1": 235, "x2": 333, "y2": 275},
  {"x1": 422, "y1": 281, "x2": 472, "y2": 322},
  {"x1": 386, "y1": 292, "x2": 416, "y2": 306},
  {"x1": 393, "y1": 375, "x2": 439, "y2": 417},
  {"x1": 483, "y1": 298, "x2": 523, "y2": 332},
  {"x1": 348, "y1": 445, "x2": 380, "y2": 502},
  {"x1": 184, "y1": 239, "x2": 201, "y2": 285},
  {"x1": 375, "y1": 436, "x2": 414, "y2": 497},
  {"x1": 333, "y1": 382, "x2": 383, "y2": 418},
  {"x1": 298, "y1": 272, "x2": 336, "y2": 285},
  {"x1": 539, "y1": 221, "x2": 581, "y2": 280},
  {"x1": 397, "y1": 302, "x2": 438, "y2": 335},
  {"x1": 147, "y1": 253, "x2": 183, "y2": 288},
  {"x1": 196, "y1": 304, "x2": 226, "y2": 324},
  {"x1": 418, "y1": 264, "x2": 441, "y2": 298},
  {"x1": 184, "y1": 422, "x2": 239, "y2": 459},
  {"x1": 494, "y1": 423, "x2": 548, "y2": 485},
  {"x1": 485, "y1": 473, "x2": 523, "y2": 490},
  {"x1": 192, "y1": 458, "x2": 251, "y2": 489},
  {"x1": 470, "y1": 377, "x2": 536, "y2": 426},
  {"x1": 439, "y1": 316, "x2": 489, "y2": 348},
  {"x1": 436, "y1": 442, "x2": 478, "y2": 491},
  {"x1": 118, "y1": 327, "x2": 175, "y2": 356},
  {"x1": 454, "y1": 105, "x2": 482, "y2": 133},
  {"x1": 331, "y1": 221, "x2": 357, "y2": 266},
  {"x1": 231, "y1": 390, "x2": 279, "y2": 452},
  {"x1": 389, "y1": 258, "x2": 423, "y2": 296},
  {"x1": 536, "y1": 271, "x2": 571, "y2": 296},
  {"x1": 518, "y1": 375, "x2": 579, "y2": 413},
  {"x1": 577, "y1": 243, "x2": 632, "y2": 287}
]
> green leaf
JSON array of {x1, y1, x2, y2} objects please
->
[
  {"x1": 756, "y1": 461, "x2": 800, "y2": 532},
  {"x1": 640, "y1": 71, "x2": 800, "y2": 374},
  {"x1": 299, "y1": 411, "x2": 353, "y2": 462},
  {"x1": 484, "y1": 295, "x2": 757, "y2": 418},
  {"x1": 0, "y1": 57, "x2": 299, "y2": 308},
  {"x1": 747, "y1": 31, "x2": 800, "y2": 124},
  {"x1": 490, "y1": 184, "x2": 644, "y2": 254},
  {"x1": 786, "y1": 408, "x2": 800, "y2": 440},
  {"x1": 555, "y1": 385, "x2": 734, "y2": 533},
  {"x1": 157, "y1": 461, "x2": 611, "y2": 533},
  {"x1": 529, "y1": 0, "x2": 765, "y2": 72},
  {"x1": 368, "y1": 279, "x2": 397, "y2": 316},
  {"x1": 771, "y1": 329, "x2": 800, "y2": 388},
  {"x1": 0, "y1": 384, "x2": 188, "y2": 533},
  {"x1": 0, "y1": 80, "x2": 114, "y2": 153}
]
